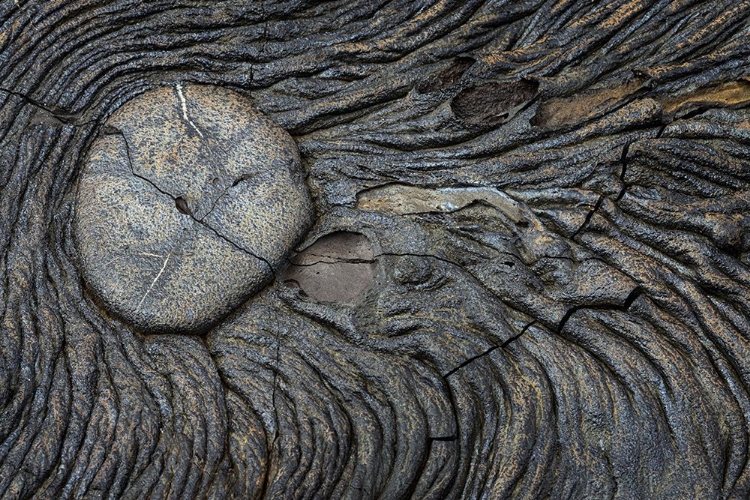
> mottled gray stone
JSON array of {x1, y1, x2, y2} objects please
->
[{"x1": 74, "y1": 84, "x2": 314, "y2": 334}]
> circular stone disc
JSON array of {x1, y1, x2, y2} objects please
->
[{"x1": 74, "y1": 84, "x2": 314, "y2": 335}]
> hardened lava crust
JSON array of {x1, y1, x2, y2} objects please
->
[
  {"x1": 1, "y1": 1, "x2": 750, "y2": 499},
  {"x1": 74, "y1": 85, "x2": 313, "y2": 334}
]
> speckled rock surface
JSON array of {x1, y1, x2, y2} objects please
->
[
  {"x1": 74, "y1": 85, "x2": 314, "y2": 334},
  {"x1": 3, "y1": 1, "x2": 750, "y2": 499}
]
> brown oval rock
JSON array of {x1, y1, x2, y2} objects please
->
[{"x1": 74, "y1": 84, "x2": 314, "y2": 334}]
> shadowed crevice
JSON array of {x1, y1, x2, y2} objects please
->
[
  {"x1": 443, "y1": 321, "x2": 537, "y2": 378},
  {"x1": 555, "y1": 286, "x2": 644, "y2": 335}
]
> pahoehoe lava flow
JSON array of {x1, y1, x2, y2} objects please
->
[
  {"x1": 74, "y1": 84, "x2": 313, "y2": 335},
  {"x1": 1, "y1": 1, "x2": 750, "y2": 499}
]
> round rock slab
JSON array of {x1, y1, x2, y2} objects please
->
[{"x1": 74, "y1": 84, "x2": 314, "y2": 334}]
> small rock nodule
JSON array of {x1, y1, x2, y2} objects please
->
[{"x1": 74, "y1": 84, "x2": 314, "y2": 335}]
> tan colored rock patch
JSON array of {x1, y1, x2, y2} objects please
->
[{"x1": 74, "y1": 84, "x2": 314, "y2": 334}]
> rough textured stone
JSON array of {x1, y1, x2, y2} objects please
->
[
  {"x1": 1, "y1": 1, "x2": 750, "y2": 499},
  {"x1": 74, "y1": 85, "x2": 314, "y2": 334}
]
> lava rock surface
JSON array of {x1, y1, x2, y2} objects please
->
[
  {"x1": 74, "y1": 84, "x2": 313, "y2": 334},
  {"x1": 1, "y1": 1, "x2": 750, "y2": 499}
]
